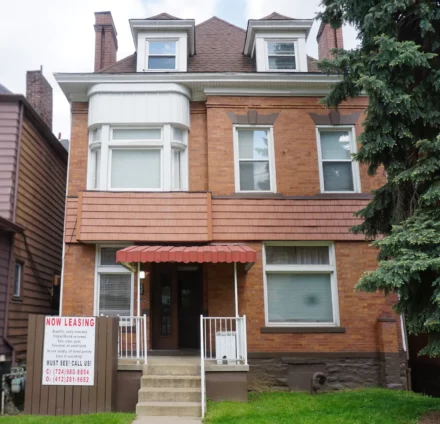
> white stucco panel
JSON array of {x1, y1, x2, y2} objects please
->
[{"x1": 88, "y1": 83, "x2": 191, "y2": 129}]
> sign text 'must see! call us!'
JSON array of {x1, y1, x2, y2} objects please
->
[{"x1": 42, "y1": 317, "x2": 96, "y2": 386}]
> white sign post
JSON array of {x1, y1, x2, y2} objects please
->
[{"x1": 42, "y1": 316, "x2": 96, "y2": 386}]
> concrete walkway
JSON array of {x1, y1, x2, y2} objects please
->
[{"x1": 133, "y1": 417, "x2": 202, "y2": 423}]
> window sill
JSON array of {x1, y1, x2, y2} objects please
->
[
  {"x1": 260, "y1": 326, "x2": 346, "y2": 334},
  {"x1": 11, "y1": 296, "x2": 23, "y2": 304}
]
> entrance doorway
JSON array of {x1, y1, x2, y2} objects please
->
[{"x1": 151, "y1": 263, "x2": 203, "y2": 350}]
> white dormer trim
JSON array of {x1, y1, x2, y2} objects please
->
[
  {"x1": 244, "y1": 19, "x2": 314, "y2": 56},
  {"x1": 136, "y1": 32, "x2": 188, "y2": 72},
  {"x1": 129, "y1": 19, "x2": 195, "y2": 55},
  {"x1": 254, "y1": 33, "x2": 308, "y2": 72}
]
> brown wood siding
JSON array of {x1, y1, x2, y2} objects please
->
[
  {"x1": 68, "y1": 191, "x2": 211, "y2": 243},
  {"x1": 0, "y1": 102, "x2": 20, "y2": 221},
  {"x1": 212, "y1": 198, "x2": 368, "y2": 241},
  {"x1": 0, "y1": 232, "x2": 12, "y2": 356},
  {"x1": 8, "y1": 115, "x2": 67, "y2": 358}
]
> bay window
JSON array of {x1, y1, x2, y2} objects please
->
[
  {"x1": 316, "y1": 127, "x2": 360, "y2": 193},
  {"x1": 263, "y1": 242, "x2": 340, "y2": 326},
  {"x1": 88, "y1": 124, "x2": 188, "y2": 191},
  {"x1": 233, "y1": 127, "x2": 276, "y2": 192},
  {"x1": 95, "y1": 246, "x2": 133, "y2": 317}
]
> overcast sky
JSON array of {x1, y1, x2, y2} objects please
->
[{"x1": 0, "y1": 0, "x2": 359, "y2": 140}]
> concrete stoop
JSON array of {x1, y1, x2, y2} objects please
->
[{"x1": 136, "y1": 358, "x2": 202, "y2": 418}]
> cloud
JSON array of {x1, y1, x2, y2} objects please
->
[{"x1": 0, "y1": 0, "x2": 218, "y2": 139}]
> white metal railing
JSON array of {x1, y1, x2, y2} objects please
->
[
  {"x1": 117, "y1": 315, "x2": 147, "y2": 364},
  {"x1": 202, "y1": 316, "x2": 248, "y2": 365},
  {"x1": 200, "y1": 315, "x2": 205, "y2": 418}
]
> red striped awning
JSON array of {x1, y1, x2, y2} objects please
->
[{"x1": 116, "y1": 245, "x2": 257, "y2": 264}]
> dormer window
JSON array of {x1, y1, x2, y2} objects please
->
[
  {"x1": 267, "y1": 40, "x2": 296, "y2": 71},
  {"x1": 147, "y1": 41, "x2": 177, "y2": 70}
]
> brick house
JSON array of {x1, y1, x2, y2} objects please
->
[
  {"x1": 0, "y1": 72, "x2": 67, "y2": 365},
  {"x1": 55, "y1": 11, "x2": 408, "y2": 416}
]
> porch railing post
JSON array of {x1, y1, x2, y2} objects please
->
[
  {"x1": 143, "y1": 314, "x2": 148, "y2": 364},
  {"x1": 200, "y1": 315, "x2": 205, "y2": 418},
  {"x1": 243, "y1": 314, "x2": 248, "y2": 365},
  {"x1": 234, "y1": 262, "x2": 238, "y2": 318}
]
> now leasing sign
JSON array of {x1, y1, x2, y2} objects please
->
[{"x1": 42, "y1": 317, "x2": 96, "y2": 386}]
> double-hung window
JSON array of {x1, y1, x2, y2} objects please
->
[
  {"x1": 266, "y1": 40, "x2": 296, "y2": 71},
  {"x1": 234, "y1": 127, "x2": 276, "y2": 192},
  {"x1": 317, "y1": 127, "x2": 360, "y2": 192},
  {"x1": 147, "y1": 41, "x2": 177, "y2": 70},
  {"x1": 95, "y1": 246, "x2": 133, "y2": 317},
  {"x1": 263, "y1": 242, "x2": 339, "y2": 326},
  {"x1": 110, "y1": 128, "x2": 162, "y2": 190},
  {"x1": 13, "y1": 261, "x2": 23, "y2": 298}
]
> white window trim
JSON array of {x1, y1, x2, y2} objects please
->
[
  {"x1": 146, "y1": 39, "x2": 178, "y2": 72},
  {"x1": 233, "y1": 125, "x2": 277, "y2": 193},
  {"x1": 316, "y1": 125, "x2": 361, "y2": 194},
  {"x1": 262, "y1": 241, "x2": 340, "y2": 327},
  {"x1": 87, "y1": 124, "x2": 188, "y2": 192},
  {"x1": 265, "y1": 39, "x2": 298, "y2": 72},
  {"x1": 94, "y1": 245, "x2": 134, "y2": 318}
]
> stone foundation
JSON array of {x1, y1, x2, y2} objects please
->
[{"x1": 248, "y1": 353, "x2": 407, "y2": 393}]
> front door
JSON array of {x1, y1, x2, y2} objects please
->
[{"x1": 151, "y1": 264, "x2": 203, "y2": 350}]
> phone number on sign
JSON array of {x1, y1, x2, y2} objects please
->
[
  {"x1": 46, "y1": 376, "x2": 90, "y2": 384},
  {"x1": 51, "y1": 368, "x2": 90, "y2": 375}
]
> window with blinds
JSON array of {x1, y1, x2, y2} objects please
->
[
  {"x1": 96, "y1": 246, "x2": 133, "y2": 317},
  {"x1": 235, "y1": 128, "x2": 274, "y2": 192},
  {"x1": 264, "y1": 244, "x2": 339, "y2": 326},
  {"x1": 99, "y1": 274, "x2": 132, "y2": 317},
  {"x1": 317, "y1": 129, "x2": 360, "y2": 192}
]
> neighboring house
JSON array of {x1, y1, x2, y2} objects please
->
[
  {"x1": 0, "y1": 72, "x2": 67, "y2": 365},
  {"x1": 55, "y1": 11, "x2": 408, "y2": 416}
]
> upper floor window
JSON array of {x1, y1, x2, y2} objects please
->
[
  {"x1": 233, "y1": 127, "x2": 276, "y2": 193},
  {"x1": 267, "y1": 41, "x2": 296, "y2": 71},
  {"x1": 316, "y1": 127, "x2": 361, "y2": 193},
  {"x1": 263, "y1": 242, "x2": 339, "y2": 326},
  {"x1": 147, "y1": 41, "x2": 177, "y2": 70},
  {"x1": 88, "y1": 125, "x2": 188, "y2": 192},
  {"x1": 13, "y1": 261, "x2": 23, "y2": 298}
]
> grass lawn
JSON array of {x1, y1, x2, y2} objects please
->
[
  {"x1": 0, "y1": 413, "x2": 135, "y2": 424},
  {"x1": 205, "y1": 389, "x2": 440, "y2": 424}
]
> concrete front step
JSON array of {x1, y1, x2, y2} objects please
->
[
  {"x1": 141, "y1": 375, "x2": 201, "y2": 389},
  {"x1": 139, "y1": 388, "x2": 201, "y2": 402},
  {"x1": 143, "y1": 364, "x2": 200, "y2": 376},
  {"x1": 136, "y1": 401, "x2": 201, "y2": 417}
]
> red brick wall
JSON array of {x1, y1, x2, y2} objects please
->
[
  {"x1": 317, "y1": 24, "x2": 344, "y2": 60},
  {"x1": 68, "y1": 103, "x2": 88, "y2": 196},
  {"x1": 62, "y1": 244, "x2": 95, "y2": 316},
  {"x1": 205, "y1": 96, "x2": 385, "y2": 195},
  {"x1": 233, "y1": 241, "x2": 401, "y2": 353},
  {"x1": 189, "y1": 102, "x2": 208, "y2": 191}
]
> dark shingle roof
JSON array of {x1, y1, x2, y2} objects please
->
[
  {"x1": 98, "y1": 14, "x2": 319, "y2": 74},
  {"x1": 0, "y1": 83, "x2": 12, "y2": 94}
]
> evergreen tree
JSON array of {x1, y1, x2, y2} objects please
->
[{"x1": 318, "y1": 0, "x2": 440, "y2": 356}]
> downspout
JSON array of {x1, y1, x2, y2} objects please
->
[{"x1": 3, "y1": 102, "x2": 24, "y2": 365}]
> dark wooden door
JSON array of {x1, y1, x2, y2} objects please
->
[
  {"x1": 178, "y1": 267, "x2": 203, "y2": 349},
  {"x1": 151, "y1": 264, "x2": 178, "y2": 350}
]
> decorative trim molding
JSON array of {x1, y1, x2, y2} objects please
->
[
  {"x1": 227, "y1": 110, "x2": 279, "y2": 125},
  {"x1": 260, "y1": 326, "x2": 346, "y2": 334},
  {"x1": 309, "y1": 110, "x2": 360, "y2": 125}
]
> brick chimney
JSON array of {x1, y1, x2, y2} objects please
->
[
  {"x1": 26, "y1": 68, "x2": 53, "y2": 130},
  {"x1": 317, "y1": 21, "x2": 344, "y2": 60},
  {"x1": 94, "y1": 11, "x2": 118, "y2": 71}
]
